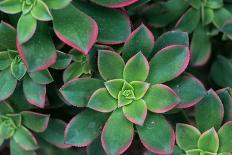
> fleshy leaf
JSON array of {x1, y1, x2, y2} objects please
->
[
  {"x1": 0, "y1": 68, "x2": 17, "y2": 101},
  {"x1": 51, "y1": 51, "x2": 72, "y2": 70},
  {"x1": 62, "y1": 62, "x2": 83, "y2": 83},
  {"x1": 10, "y1": 139, "x2": 36, "y2": 155},
  {"x1": 10, "y1": 58, "x2": 27, "y2": 80},
  {"x1": 167, "y1": 73, "x2": 206, "y2": 108},
  {"x1": 16, "y1": 23, "x2": 57, "y2": 72},
  {"x1": 123, "y1": 52, "x2": 149, "y2": 82},
  {"x1": 0, "y1": 22, "x2": 17, "y2": 50},
  {"x1": 121, "y1": 24, "x2": 155, "y2": 60},
  {"x1": 186, "y1": 149, "x2": 201, "y2": 155},
  {"x1": 104, "y1": 79, "x2": 124, "y2": 99},
  {"x1": 118, "y1": 81, "x2": 134, "y2": 107},
  {"x1": 198, "y1": 128, "x2": 219, "y2": 153},
  {"x1": 13, "y1": 126, "x2": 38, "y2": 151},
  {"x1": 122, "y1": 99, "x2": 147, "y2": 125},
  {"x1": 217, "y1": 88, "x2": 232, "y2": 122},
  {"x1": 144, "y1": 84, "x2": 179, "y2": 113},
  {"x1": 101, "y1": 109, "x2": 134, "y2": 155},
  {"x1": 186, "y1": 0, "x2": 201, "y2": 9},
  {"x1": 60, "y1": 78, "x2": 104, "y2": 107},
  {"x1": 176, "y1": 123, "x2": 201, "y2": 151},
  {"x1": 218, "y1": 122, "x2": 232, "y2": 153},
  {"x1": 88, "y1": 88, "x2": 117, "y2": 112},
  {"x1": 130, "y1": 81, "x2": 150, "y2": 100},
  {"x1": 213, "y1": 8, "x2": 232, "y2": 28},
  {"x1": 175, "y1": 8, "x2": 200, "y2": 33},
  {"x1": 148, "y1": 45, "x2": 190, "y2": 84},
  {"x1": 0, "y1": 102, "x2": 14, "y2": 115},
  {"x1": 38, "y1": 119, "x2": 70, "y2": 148},
  {"x1": 151, "y1": 31, "x2": 189, "y2": 58},
  {"x1": 52, "y1": 4, "x2": 98, "y2": 54},
  {"x1": 65, "y1": 110, "x2": 108, "y2": 146},
  {"x1": 98, "y1": 50, "x2": 125, "y2": 80},
  {"x1": 202, "y1": 8, "x2": 214, "y2": 26},
  {"x1": 28, "y1": 69, "x2": 53, "y2": 84},
  {"x1": 0, "y1": 0, "x2": 21, "y2": 14},
  {"x1": 190, "y1": 25, "x2": 211, "y2": 66},
  {"x1": 23, "y1": 75, "x2": 46, "y2": 108},
  {"x1": 21, "y1": 111, "x2": 49, "y2": 132},
  {"x1": 31, "y1": 0, "x2": 53, "y2": 21},
  {"x1": 87, "y1": 136, "x2": 105, "y2": 155},
  {"x1": 195, "y1": 89, "x2": 224, "y2": 132},
  {"x1": 43, "y1": 0, "x2": 71, "y2": 9},
  {"x1": 205, "y1": 0, "x2": 223, "y2": 9},
  {"x1": 17, "y1": 14, "x2": 37, "y2": 44},
  {"x1": 90, "y1": 0, "x2": 138, "y2": 8},
  {"x1": 137, "y1": 113, "x2": 175, "y2": 154},
  {"x1": 74, "y1": 1, "x2": 131, "y2": 44}
]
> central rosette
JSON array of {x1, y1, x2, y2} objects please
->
[{"x1": 0, "y1": 116, "x2": 17, "y2": 140}]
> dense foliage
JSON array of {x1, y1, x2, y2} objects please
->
[{"x1": 0, "y1": 0, "x2": 231, "y2": 155}]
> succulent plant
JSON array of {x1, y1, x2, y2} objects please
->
[
  {"x1": 144, "y1": 0, "x2": 232, "y2": 66},
  {"x1": 0, "y1": 102, "x2": 49, "y2": 155},
  {"x1": 176, "y1": 123, "x2": 232, "y2": 155}
]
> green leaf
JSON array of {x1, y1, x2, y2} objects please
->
[
  {"x1": 17, "y1": 14, "x2": 37, "y2": 44},
  {"x1": 217, "y1": 88, "x2": 232, "y2": 122},
  {"x1": 13, "y1": 126, "x2": 38, "y2": 151},
  {"x1": 28, "y1": 69, "x2": 53, "y2": 84},
  {"x1": 0, "y1": 0, "x2": 21, "y2": 14},
  {"x1": 151, "y1": 31, "x2": 189, "y2": 58},
  {"x1": 16, "y1": 22, "x2": 57, "y2": 72},
  {"x1": 186, "y1": 149, "x2": 201, "y2": 155},
  {"x1": 202, "y1": 8, "x2": 214, "y2": 26},
  {"x1": 98, "y1": 50, "x2": 125, "y2": 80},
  {"x1": 104, "y1": 79, "x2": 124, "y2": 99},
  {"x1": 210, "y1": 56, "x2": 232, "y2": 87},
  {"x1": 74, "y1": 1, "x2": 131, "y2": 44},
  {"x1": 65, "y1": 110, "x2": 108, "y2": 146},
  {"x1": 144, "y1": 84, "x2": 179, "y2": 113},
  {"x1": 0, "y1": 51, "x2": 12, "y2": 70},
  {"x1": 101, "y1": 109, "x2": 134, "y2": 155},
  {"x1": 38, "y1": 119, "x2": 70, "y2": 148},
  {"x1": 198, "y1": 128, "x2": 219, "y2": 153},
  {"x1": 121, "y1": 24, "x2": 154, "y2": 60},
  {"x1": 176, "y1": 123, "x2": 201, "y2": 151},
  {"x1": 51, "y1": 51, "x2": 72, "y2": 70},
  {"x1": 62, "y1": 62, "x2": 83, "y2": 83},
  {"x1": 190, "y1": 25, "x2": 211, "y2": 66},
  {"x1": 23, "y1": 75, "x2": 46, "y2": 108},
  {"x1": 88, "y1": 88, "x2": 117, "y2": 112},
  {"x1": 0, "y1": 102, "x2": 14, "y2": 115},
  {"x1": 123, "y1": 52, "x2": 149, "y2": 82},
  {"x1": 60, "y1": 78, "x2": 104, "y2": 107},
  {"x1": 90, "y1": 0, "x2": 138, "y2": 8},
  {"x1": 143, "y1": 0, "x2": 189, "y2": 28},
  {"x1": 0, "y1": 116, "x2": 16, "y2": 139},
  {"x1": 31, "y1": 0, "x2": 52, "y2": 21},
  {"x1": 10, "y1": 139, "x2": 36, "y2": 155},
  {"x1": 130, "y1": 81, "x2": 150, "y2": 100},
  {"x1": 0, "y1": 68, "x2": 17, "y2": 101},
  {"x1": 10, "y1": 58, "x2": 27, "y2": 80},
  {"x1": 167, "y1": 73, "x2": 206, "y2": 108},
  {"x1": 213, "y1": 8, "x2": 232, "y2": 28},
  {"x1": 122, "y1": 99, "x2": 147, "y2": 125},
  {"x1": 147, "y1": 45, "x2": 190, "y2": 85},
  {"x1": 175, "y1": 8, "x2": 200, "y2": 33},
  {"x1": 137, "y1": 113, "x2": 174, "y2": 154},
  {"x1": 186, "y1": 0, "x2": 201, "y2": 9},
  {"x1": 218, "y1": 122, "x2": 232, "y2": 153},
  {"x1": 21, "y1": 111, "x2": 49, "y2": 133},
  {"x1": 52, "y1": 4, "x2": 98, "y2": 54},
  {"x1": 43, "y1": 0, "x2": 71, "y2": 9},
  {"x1": 0, "y1": 22, "x2": 16, "y2": 50},
  {"x1": 118, "y1": 82, "x2": 134, "y2": 107},
  {"x1": 195, "y1": 89, "x2": 224, "y2": 132},
  {"x1": 87, "y1": 136, "x2": 105, "y2": 155},
  {"x1": 205, "y1": 0, "x2": 223, "y2": 9}
]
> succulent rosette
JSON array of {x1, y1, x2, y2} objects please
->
[
  {"x1": 176, "y1": 123, "x2": 232, "y2": 155},
  {"x1": 143, "y1": 0, "x2": 232, "y2": 66},
  {"x1": 60, "y1": 28, "x2": 192, "y2": 154},
  {"x1": 0, "y1": 102, "x2": 49, "y2": 155}
]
